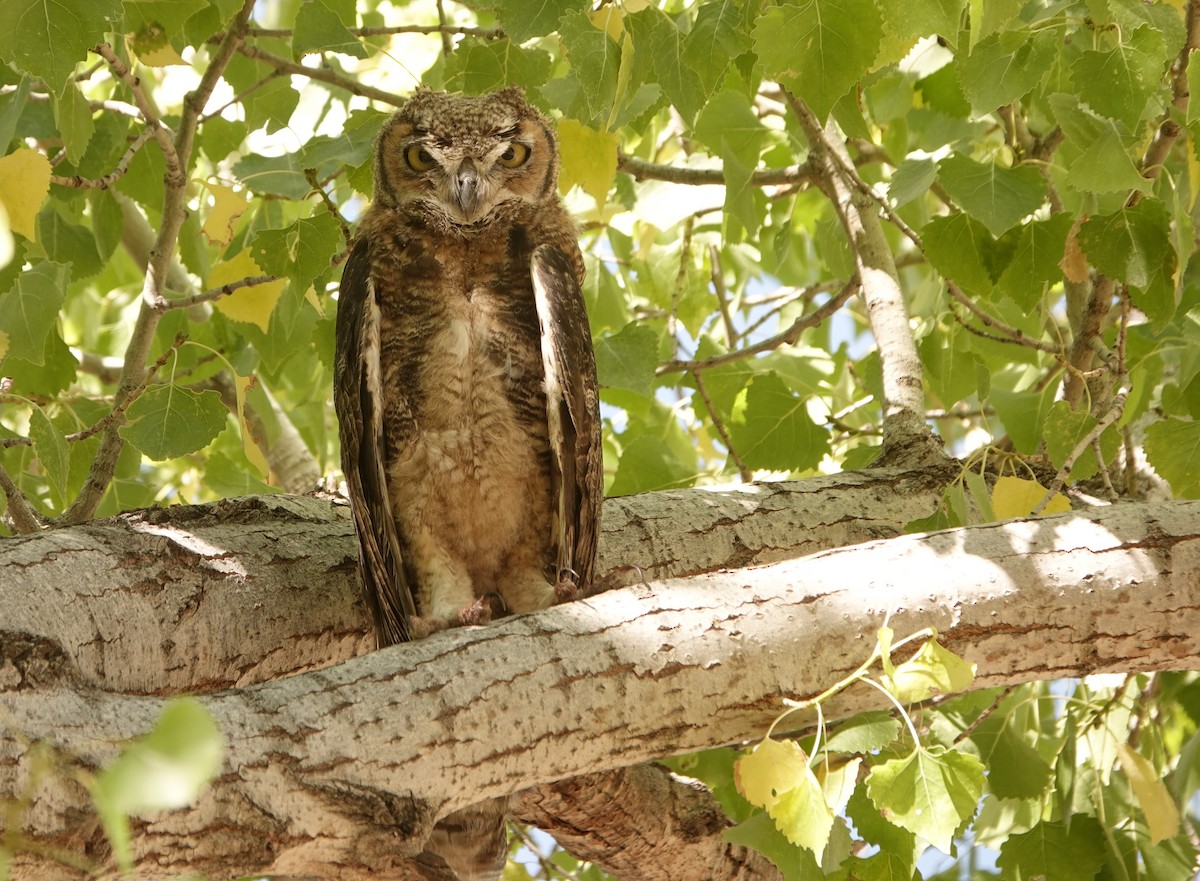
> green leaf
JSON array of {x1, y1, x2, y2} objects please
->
[
  {"x1": 441, "y1": 39, "x2": 553, "y2": 95},
  {"x1": 37, "y1": 206, "x2": 103, "y2": 279},
  {"x1": 625, "y1": 8, "x2": 707, "y2": 124},
  {"x1": 0, "y1": 0, "x2": 121, "y2": 89},
  {"x1": 29, "y1": 406, "x2": 69, "y2": 503},
  {"x1": 1043, "y1": 400, "x2": 1119, "y2": 481},
  {"x1": 957, "y1": 28, "x2": 1057, "y2": 113},
  {"x1": 495, "y1": 0, "x2": 586, "y2": 42},
  {"x1": 249, "y1": 212, "x2": 342, "y2": 293},
  {"x1": 936, "y1": 154, "x2": 1046, "y2": 238},
  {"x1": 557, "y1": 9, "x2": 621, "y2": 125},
  {"x1": 824, "y1": 711, "x2": 902, "y2": 755},
  {"x1": 921, "y1": 213, "x2": 1006, "y2": 296},
  {"x1": 694, "y1": 90, "x2": 770, "y2": 231},
  {"x1": 888, "y1": 157, "x2": 939, "y2": 206},
  {"x1": 879, "y1": 0, "x2": 965, "y2": 45},
  {"x1": 865, "y1": 745, "x2": 984, "y2": 853},
  {"x1": 0, "y1": 262, "x2": 70, "y2": 366},
  {"x1": 1048, "y1": 93, "x2": 1151, "y2": 195},
  {"x1": 1070, "y1": 25, "x2": 1167, "y2": 129},
  {"x1": 1144, "y1": 417, "x2": 1200, "y2": 498},
  {"x1": 885, "y1": 638, "x2": 976, "y2": 703},
  {"x1": 52, "y1": 82, "x2": 95, "y2": 166},
  {"x1": 594, "y1": 322, "x2": 657, "y2": 397},
  {"x1": 608, "y1": 433, "x2": 694, "y2": 496},
  {"x1": 724, "y1": 811, "x2": 819, "y2": 881},
  {"x1": 995, "y1": 213, "x2": 1073, "y2": 311},
  {"x1": 728, "y1": 372, "x2": 830, "y2": 472},
  {"x1": 968, "y1": 705, "x2": 1053, "y2": 800},
  {"x1": 92, "y1": 699, "x2": 224, "y2": 870},
  {"x1": 989, "y1": 382, "x2": 1055, "y2": 455},
  {"x1": 769, "y1": 770, "x2": 836, "y2": 859},
  {"x1": 1079, "y1": 200, "x2": 1176, "y2": 325},
  {"x1": 557, "y1": 118, "x2": 618, "y2": 206},
  {"x1": 681, "y1": 1, "x2": 754, "y2": 97},
  {"x1": 920, "y1": 325, "x2": 979, "y2": 408},
  {"x1": 996, "y1": 817, "x2": 1106, "y2": 881},
  {"x1": 292, "y1": 0, "x2": 367, "y2": 58},
  {"x1": 753, "y1": 0, "x2": 884, "y2": 122},
  {"x1": 120, "y1": 384, "x2": 228, "y2": 460}
]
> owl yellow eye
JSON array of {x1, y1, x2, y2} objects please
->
[
  {"x1": 405, "y1": 145, "x2": 436, "y2": 172},
  {"x1": 498, "y1": 142, "x2": 530, "y2": 168}
]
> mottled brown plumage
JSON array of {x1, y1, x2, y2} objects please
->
[{"x1": 333, "y1": 87, "x2": 602, "y2": 881}]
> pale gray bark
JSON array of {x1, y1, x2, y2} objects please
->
[{"x1": 4, "y1": 475, "x2": 1198, "y2": 880}]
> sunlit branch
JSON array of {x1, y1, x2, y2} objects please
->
[{"x1": 163, "y1": 275, "x2": 281, "y2": 311}]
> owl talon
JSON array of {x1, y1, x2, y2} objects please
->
[
  {"x1": 408, "y1": 615, "x2": 447, "y2": 640},
  {"x1": 459, "y1": 592, "x2": 506, "y2": 626},
  {"x1": 554, "y1": 572, "x2": 582, "y2": 604}
]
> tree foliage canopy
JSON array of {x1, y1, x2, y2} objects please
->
[{"x1": 2, "y1": 0, "x2": 1200, "y2": 879}]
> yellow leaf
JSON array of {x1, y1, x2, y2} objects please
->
[
  {"x1": 0, "y1": 330, "x2": 8, "y2": 360},
  {"x1": 816, "y1": 755, "x2": 861, "y2": 815},
  {"x1": 208, "y1": 250, "x2": 286, "y2": 332},
  {"x1": 233, "y1": 373, "x2": 269, "y2": 478},
  {"x1": 0, "y1": 148, "x2": 51, "y2": 241},
  {"x1": 886, "y1": 638, "x2": 976, "y2": 703},
  {"x1": 734, "y1": 738, "x2": 810, "y2": 810},
  {"x1": 992, "y1": 474, "x2": 1070, "y2": 520},
  {"x1": 557, "y1": 119, "x2": 618, "y2": 207},
  {"x1": 0, "y1": 199, "x2": 11, "y2": 269},
  {"x1": 1116, "y1": 743, "x2": 1180, "y2": 845},
  {"x1": 588, "y1": 5, "x2": 624, "y2": 42},
  {"x1": 202, "y1": 185, "x2": 250, "y2": 247},
  {"x1": 303, "y1": 285, "x2": 325, "y2": 317}
]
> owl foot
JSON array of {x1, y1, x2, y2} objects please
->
[
  {"x1": 459, "y1": 592, "x2": 507, "y2": 626},
  {"x1": 554, "y1": 571, "x2": 583, "y2": 604},
  {"x1": 407, "y1": 615, "x2": 448, "y2": 640}
]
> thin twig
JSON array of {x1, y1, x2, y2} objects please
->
[
  {"x1": 693, "y1": 371, "x2": 752, "y2": 482},
  {"x1": 163, "y1": 274, "x2": 282, "y2": 311},
  {"x1": 709, "y1": 245, "x2": 738, "y2": 349},
  {"x1": 92, "y1": 44, "x2": 182, "y2": 186},
  {"x1": 243, "y1": 24, "x2": 505, "y2": 39},
  {"x1": 617, "y1": 152, "x2": 814, "y2": 187},
  {"x1": 49, "y1": 129, "x2": 154, "y2": 190},
  {"x1": 946, "y1": 281, "x2": 1064, "y2": 356},
  {"x1": 658, "y1": 275, "x2": 859, "y2": 374},
  {"x1": 0, "y1": 461, "x2": 42, "y2": 534},
  {"x1": 234, "y1": 43, "x2": 404, "y2": 106},
  {"x1": 305, "y1": 168, "x2": 354, "y2": 249},
  {"x1": 435, "y1": 0, "x2": 454, "y2": 55}
]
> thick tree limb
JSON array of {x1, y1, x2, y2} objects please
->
[{"x1": 3, "y1": 481, "x2": 1199, "y2": 879}]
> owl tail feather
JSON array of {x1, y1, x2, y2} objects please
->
[{"x1": 422, "y1": 797, "x2": 509, "y2": 881}]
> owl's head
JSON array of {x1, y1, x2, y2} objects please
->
[{"x1": 373, "y1": 87, "x2": 560, "y2": 226}]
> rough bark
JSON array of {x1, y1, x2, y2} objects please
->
[{"x1": 2, "y1": 477, "x2": 1198, "y2": 880}]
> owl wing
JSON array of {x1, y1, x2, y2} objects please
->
[
  {"x1": 531, "y1": 244, "x2": 604, "y2": 592},
  {"x1": 335, "y1": 239, "x2": 416, "y2": 645}
]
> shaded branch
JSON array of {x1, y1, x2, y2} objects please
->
[
  {"x1": 49, "y1": 129, "x2": 154, "y2": 190},
  {"x1": 234, "y1": 43, "x2": 404, "y2": 107}
]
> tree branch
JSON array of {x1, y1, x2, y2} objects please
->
[{"x1": 4, "y1": 493, "x2": 1199, "y2": 879}]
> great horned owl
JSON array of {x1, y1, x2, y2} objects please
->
[{"x1": 333, "y1": 88, "x2": 603, "y2": 880}]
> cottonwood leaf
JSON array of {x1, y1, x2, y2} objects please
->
[
  {"x1": 968, "y1": 704, "x2": 1053, "y2": 800},
  {"x1": 29, "y1": 406, "x2": 69, "y2": 503},
  {"x1": 996, "y1": 213, "x2": 1073, "y2": 310},
  {"x1": 921, "y1": 213, "x2": 1007, "y2": 296},
  {"x1": 594, "y1": 321, "x2": 657, "y2": 396},
  {"x1": 816, "y1": 756, "x2": 861, "y2": 816},
  {"x1": 607, "y1": 434, "x2": 694, "y2": 496},
  {"x1": 753, "y1": 0, "x2": 883, "y2": 121},
  {"x1": 52, "y1": 82, "x2": 95, "y2": 165},
  {"x1": 724, "y1": 811, "x2": 817, "y2": 881},
  {"x1": 626, "y1": 8, "x2": 707, "y2": 124},
  {"x1": 1079, "y1": 200, "x2": 1175, "y2": 325},
  {"x1": 1070, "y1": 25, "x2": 1167, "y2": 128},
  {"x1": 1145, "y1": 417, "x2": 1200, "y2": 498},
  {"x1": 889, "y1": 157, "x2": 938, "y2": 206},
  {"x1": 232, "y1": 374, "x2": 269, "y2": 478},
  {"x1": 0, "y1": 261, "x2": 69, "y2": 365},
  {"x1": 120, "y1": 384, "x2": 227, "y2": 460},
  {"x1": 1049, "y1": 93, "x2": 1151, "y2": 195},
  {"x1": 209, "y1": 250, "x2": 287, "y2": 332},
  {"x1": 496, "y1": 0, "x2": 586, "y2": 41},
  {"x1": 558, "y1": 9, "x2": 622, "y2": 124},
  {"x1": 885, "y1": 637, "x2": 975, "y2": 703},
  {"x1": 1115, "y1": 743, "x2": 1180, "y2": 845},
  {"x1": 729, "y1": 372, "x2": 830, "y2": 472},
  {"x1": 293, "y1": 0, "x2": 366, "y2": 58},
  {"x1": 92, "y1": 699, "x2": 224, "y2": 872},
  {"x1": 996, "y1": 817, "x2": 1106, "y2": 881},
  {"x1": 694, "y1": 90, "x2": 770, "y2": 231},
  {"x1": 442, "y1": 39, "x2": 553, "y2": 96},
  {"x1": 1044, "y1": 400, "x2": 1120, "y2": 481},
  {"x1": 937, "y1": 154, "x2": 1046, "y2": 237},
  {"x1": 992, "y1": 474, "x2": 1070, "y2": 519},
  {"x1": 37, "y1": 208, "x2": 102, "y2": 279},
  {"x1": 825, "y1": 712, "x2": 902, "y2": 755},
  {"x1": 735, "y1": 738, "x2": 811, "y2": 810},
  {"x1": 201, "y1": 184, "x2": 250, "y2": 247},
  {"x1": 250, "y1": 213, "x2": 341, "y2": 294},
  {"x1": 865, "y1": 745, "x2": 984, "y2": 852},
  {"x1": 957, "y1": 28, "x2": 1056, "y2": 113},
  {"x1": 0, "y1": 0, "x2": 121, "y2": 89},
  {"x1": 557, "y1": 119, "x2": 618, "y2": 206},
  {"x1": 769, "y1": 768, "x2": 836, "y2": 859},
  {"x1": 0, "y1": 148, "x2": 51, "y2": 241}
]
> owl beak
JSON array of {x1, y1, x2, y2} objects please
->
[{"x1": 452, "y1": 160, "x2": 482, "y2": 218}]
